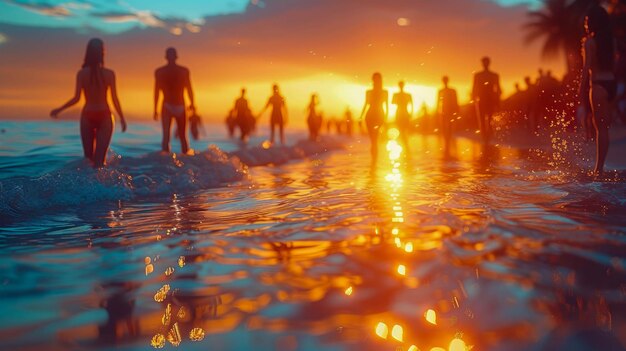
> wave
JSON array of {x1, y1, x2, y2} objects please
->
[
  {"x1": 230, "y1": 136, "x2": 344, "y2": 166},
  {"x1": 0, "y1": 138, "x2": 343, "y2": 219}
]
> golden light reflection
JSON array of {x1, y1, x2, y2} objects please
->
[
  {"x1": 391, "y1": 324, "x2": 404, "y2": 342},
  {"x1": 344, "y1": 286, "x2": 353, "y2": 296},
  {"x1": 408, "y1": 346, "x2": 419, "y2": 351},
  {"x1": 386, "y1": 140, "x2": 403, "y2": 162},
  {"x1": 154, "y1": 284, "x2": 170, "y2": 303},
  {"x1": 178, "y1": 256, "x2": 185, "y2": 268},
  {"x1": 375, "y1": 322, "x2": 389, "y2": 339},
  {"x1": 189, "y1": 328, "x2": 205, "y2": 341},
  {"x1": 387, "y1": 127, "x2": 400, "y2": 140},
  {"x1": 151, "y1": 334, "x2": 165, "y2": 349},
  {"x1": 425, "y1": 309, "x2": 437, "y2": 325},
  {"x1": 166, "y1": 322, "x2": 181, "y2": 347},
  {"x1": 404, "y1": 242, "x2": 414, "y2": 253},
  {"x1": 162, "y1": 303, "x2": 172, "y2": 325},
  {"x1": 449, "y1": 338, "x2": 468, "y2": 351},
  {"x1": 397, "y1": 264, "x2": 407, "y2": 276}
]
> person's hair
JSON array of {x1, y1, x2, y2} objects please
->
[
  {"x1": 82, "y1": 38, "x2": 104, "y2": 86},
  {"x1": 372, "y1": 72, "x2": 382, "y2": 90},
  {"x1": 586, "y1": 4, "x2": 614, "y2": 72}
]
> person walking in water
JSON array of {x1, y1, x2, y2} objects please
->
[
  {"x1": 392, "y1": 81, "x2": 413, "y2": 154},
  {"x1": 472, "y1": 56, "x2": 501, "y2": 143},
  {"x1": 580, "y1": 4, "x2": 616, "y2": 176},
  {"x1": 50, "y1": 38, "x2": 127, "y2": 168},
  {"x1": 359, "y1": 72, "x2": 388, "y2": 161},
  {"x1": 437, "y1": 76, "x2": 459, "y2": 151},
  {"x1": 259, "y1": 84, "x2": 287, "y2": 145},
  {"x1": 232, "y1": 88, "x2": 255, "y2": 143},
  {"x1": 306, "y1": 94, "x2": 322, "y2": 141},
  {"x1": 154, "y1": 47, "x2": 196, "y2": 154}
]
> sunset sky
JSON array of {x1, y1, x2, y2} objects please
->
[{"x1": 0, "y1": 0, "x2": 563, "y2": 124}]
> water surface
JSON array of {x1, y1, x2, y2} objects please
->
[{"x1": 0, "y1": 121, "x2": 625, "y2": 351}]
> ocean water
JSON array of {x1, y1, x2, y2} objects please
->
[{"x1": 0, "y1": 120, "x2": 625, "y2": 351}]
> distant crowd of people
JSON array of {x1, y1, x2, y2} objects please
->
[{"x1": 50, "y1": 4, "x2": 621, "y2": 175}]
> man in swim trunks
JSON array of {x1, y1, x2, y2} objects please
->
[
  {"x1": 154, "y1": 47, "x2": 196, "y2": 154},
  {"x1": 472, "y1": 56, "x2": 501, "y2": 143}
]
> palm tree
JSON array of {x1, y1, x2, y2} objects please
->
[{"x1": 523, "y1": 0, "x2": 595, "y2": 74}]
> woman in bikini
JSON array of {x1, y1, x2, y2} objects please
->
[
  {"x1": 359, "y1": 72, "x2": 388, "y2": 161},
  {"x1": 580, "y1": 5, "x2": 616, "y2": 176},
  {"x1": 50, "y1": 38, "x2": 126, "y2": 168}
]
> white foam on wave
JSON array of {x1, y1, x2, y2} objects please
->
[
  {"x1": 0, "y1": 145, "x2": 246, "y2": 217},
  {"x1": 0, "y1": 138, "x2": 344, "y2": 218}
]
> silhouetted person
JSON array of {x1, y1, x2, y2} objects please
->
[
  {"x1": 189, "y1": 112, "x2": 203, "y2": 141},
  {"x1": 419, "y1": 102, "x2": 430, "y2": 132},
  {"x1": 523, "y1": 76, "x2": 538, "y2": 132},
  {"x1": 344, "y1": 107, "x2": 354, "y2": 137},
  {"x1": 226, "y1": 108, "x2": 236, "y2": 138},
  {"x1": 580, "y1": 5, "x2": 616, "y2": 176},
  {"x1": 437, "y1": 76, "x2": 459, "y2": 151},
  {"x1": 392, "y1": 81, "x2": 413, "y2": 154},
  {"x1": 259, "y1": 84, "x2": 287, "y2": 145},
  {"x1": 306, "y1": 94, "x2": 322, "y2": 141},
  {"x1": 154, "y1": 47, "x2": 195, "y2": 154},
  {"x1": 233, "y1": 88, "x2": 255, "y2": 143},
  {"x1": 359, "y1": 72, "x2": 388, "y2": 161},
  {"x1": 335, "y1": 117, "x2": 343, "y2": 134},
  {"x1": 472, "y1": 56, "x2": 501, "y2": 143},
  {"x1": 50, "y1": 38, "x2": 127, "y2": 168}
]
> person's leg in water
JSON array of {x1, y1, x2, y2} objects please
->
[
  {"x1": 475, "y1": 104, "x2": 486, "y2": 143},
  {"x1": 270, "y1": 121, "x2": 276, "y2": 144},
  {"x1": 368, "y1": 123, "x2": 379, "y2": 161},
  {"x1": 400, "y1": 129, "x2": 410, "y2": 158},
  {"x1": 92, "y1": 114, "x2": 114, "y2": 167},
  {"x1": 80, "y1": 114, "x2": 96, "y2": 163},
  {"x1": 590, "y1": 84, "x2": 611, "y2": 175},
  {"x1": 161, "y1": 111, "x2": 173, "y2": 153},
  {"x1": 279, "y1": 120, "x2": 285, "y2": 145},
  {"x1": 486, "y1": 112, "x2": 493, "y2": 142},
  {"x1": 442, "y1": 116, "x2": 452, "y2": 152},
  {"x1": 174, "y1": 113, "x2": 189, "y2": 154}
]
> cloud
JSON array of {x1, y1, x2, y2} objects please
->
[
  {"x1": 91, "y1": 9, "x2": 201, "y2": 35},
  {"x1": 6, "y1": 0, "x2": 72, "y2": 17},
  {"x1": 0, "y1": 32, "x2": 7, "y2": 44}
]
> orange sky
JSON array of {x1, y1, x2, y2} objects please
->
[{"x1": 0, "y1": 0, "x2": 564, "y2": 125}]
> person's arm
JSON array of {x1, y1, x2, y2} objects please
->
[
  {"x1": 282, "y1": 98, "x2": 288, "y2": 123},
  {"x1": 495, "y1": 74, "x2": 502, "y2": 99},
  {"x1": 257, "y1": 99, "x2": 270, "y2": 118},
  {"x1": 359, "y1": 92, "x2": 369, "y2": 121},
  {"x1": 50, "y1": 72, "x2": 82, "y2": 118},
  {"x1": 579, "y1": 38, "x2": 592, "y2": 105},
  {"x1": 408, "y1": 94, "x2": 414, "y2": 116},
  {"x1": 437, "y1": 91, "x2": 443, "y2": 116},
  {"x1": 109, "y1": 71, "x2": 127, "y2": 132},
  {"x1": 471, "y1": 74, "x2": 478, "y2": 102},
  {"x1": 153, "y1": 71, "x2": 160, "y2": 121},
  {"x1": 185, "y1": 69, "x2": 196, "y2": 113},
  {"x1": 383, "y1": 91, "x2": 389, "y2": 120}
]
